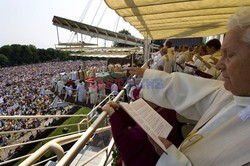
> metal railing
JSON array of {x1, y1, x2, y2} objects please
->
[
  {"x1": 17, "y1": 92, "x2": 114, "y2": 165},
  {"x1": 97, "y1": 138, "x2": 115, "y2": 166},
  {"x1": 0, "y1": 95, "x2": 109, "y2": 165},
  {"x1": 76, "y1": 138, "x2": 115, "y2": 166},
  {"x1": 56, "y1": 92, "x2": 124, "y2": 166},
  {"x1": 20, "y1": 62, "x2": 149, "y2": 165},
  {"x1": 0, "y1": 114, "x2": 87, "y2": 119},
  {"x1": 18, "y1": 126, "x2": 110, "y2": 166}
]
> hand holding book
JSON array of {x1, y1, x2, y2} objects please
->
[
  {"x1": 102, "y1": 101, "x2": 119, "y2": 115},
  {"x1": 102, "y1": 99, "x2": 173, "y2": 153},
  {"x1": 119, "y1": 98, "x2": 173, "y2": 153}
]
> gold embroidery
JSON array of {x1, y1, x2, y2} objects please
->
[{"x1": 178, "y1": 130, "x2": 203, "y2": 152}]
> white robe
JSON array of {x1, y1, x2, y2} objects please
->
[
  {"x1": 176, "y1": 51, "x2": 189, "y2": 65},
  {"x1": 151, "y1": 52, "x2": 162, "y2": 69},
  {"x1": 142, "y1": 69, "x2": 250, "y2": 166},
  {"x1": 158, "y1": 54, "x2": 172, "y2": 73},
  {"x1": 56, "y1": 81, "x2": 64, "y2": 95},
  {"x1": 76, "y1": 83, "x2": 86, "y2": 102},
  {"x1": 89, "y1": 84, "x2": 98, "y2": 104}
]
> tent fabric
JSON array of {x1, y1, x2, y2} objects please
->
[{"x1": 105, "y1": 0, "x2": 250, "y2": 39}]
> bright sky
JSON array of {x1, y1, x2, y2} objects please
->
[{"x1": 0, "y1": 0, "x2": 143, "y2": 49}]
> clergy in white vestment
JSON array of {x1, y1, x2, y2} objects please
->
[
  {"x1": 76, "y1": 81, "x2": 86, "y2": 103},
  {"x1": 164, "y1": 40, "x2": 175, "y2": 70},
  {"x1": 175, "y1": 46, "x2": 190, "y2": 72},
  {"x1": 192, "y1": 45, "x2": 207, "y2": 70},
  {"x1": 195, "y1": 45, "x2": 222, "y2": 79},
  {"x1": 158, "y1": 47, "x2": 173, "y2": 73},
  {"x1": 128, "y1": 8, "x2": 250, "y2": 166},
  {"x1": 89, "y1": 82, "x2": 98, "y2": 104},
  {"x1": 176, "y1": 45, "x2": 189, "y2": 65},
  {"x1": 204, "y1": 39, "x2": 222, "y2": 65},
  {"x1": 56, "y1": 81, "x2": 64, "y2": 95},
  {"x1": 71, "y1": 71, "x2": 77, "y2": 81},
  {"x1": 151, "y1": 52, "x2": 162, "y2": 70}
]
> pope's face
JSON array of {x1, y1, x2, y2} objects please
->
[{"x1": 216, "y1": 28, "x2": 250, "y2": 96}]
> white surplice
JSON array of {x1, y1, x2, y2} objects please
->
[{"x1": 141, "y1": 69, "x2": 250, "y2": 166}]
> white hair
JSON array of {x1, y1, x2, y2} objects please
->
[{"x1": 228, "y1": 7, "x2": 250, "y2": 44}]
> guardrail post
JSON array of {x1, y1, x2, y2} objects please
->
[
  {"x1": 77, "y1": 123, "x2": 81, "y2": 133},
  {"x1": 86, "y1": 115, "x2": 89, "y2": 128}
]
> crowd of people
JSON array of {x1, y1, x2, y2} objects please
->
[
  {"x1": 0, "y1": 60, "x2": 108, "y2": 147},
  {"x1": 52, "y1": 61, "x2": 130, "y2": 106}
]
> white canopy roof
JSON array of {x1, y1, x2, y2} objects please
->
[{"x1": 105, "y1": 0, "x2": 250, "y2": 39}]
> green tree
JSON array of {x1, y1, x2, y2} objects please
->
[
  {"x1": 0, "y1": 44, "x2": 71, "y2": 66},
  {"x1": 0, "y1": 45, "x2": 14, "y2": 65},
  {"x1": 20, "y1": 45, "x2": 33, "y2": 64},
  {"x1": 37, "y1": 48, "x2": 48, "y2": 62},
  {"x1": 46, "y1": 48, "x2": 55, "y2": 60},
  {"x1": 10, "y1": 44, "x2": 22, "y2": 65},
  {"x1": 113, "y1": 29, "x2": 134, "y2": 47},
  {"x1": 0, "y1": 54, "x2": 9, "y2": 67},
  {"x1": 29, "y1": 45, "x2": 39, "y2": 63}
]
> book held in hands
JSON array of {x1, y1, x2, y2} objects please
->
[{"x1": 119, "y1": 98, "x2": 173, "y2": 153}]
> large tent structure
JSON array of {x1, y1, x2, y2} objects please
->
[
  {"x1": 53, "y1": 16, "x2": 143, "y2": 46},
  {"x1": 104, "y1": 0, "x2": 250, "y2": 40},
  {"x1": 52, "y1": 15, "x2": 144, "y2": 58}
]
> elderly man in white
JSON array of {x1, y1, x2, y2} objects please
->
[{"x1": 128, "y1": 8, "x2": 250, "y2": 166}]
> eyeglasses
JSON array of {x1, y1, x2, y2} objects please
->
[{"x1": 178, "y1": 130, "x2": 203, "y2": 152}]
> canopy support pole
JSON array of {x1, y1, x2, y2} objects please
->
[
  {"x1": 144, "y1": 39, "x2": 151, "y2": 64},
  {"x1": 56, "y1": 26, "x2": 60, "y2": 44}
]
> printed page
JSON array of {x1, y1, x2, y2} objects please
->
[{"x1": 120, "y1": 98, "x2": 172, "y2": 153}]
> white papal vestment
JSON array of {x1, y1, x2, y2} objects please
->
[{"x1": 141, "y1": 69, "x2": 250, "y2": 166}]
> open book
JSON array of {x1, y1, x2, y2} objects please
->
[{"x1": 119, "y1": 98, "x2": 173, "y2": 153}]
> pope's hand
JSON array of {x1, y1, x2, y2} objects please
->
[{"x1": 102, "y1": 101, "x2": 119, "y2": 116}]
